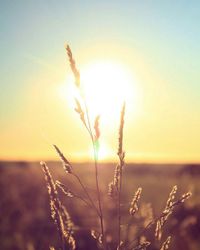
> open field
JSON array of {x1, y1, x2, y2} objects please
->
[{"x1": 0, "y1": 161, "x2": 200, "y2": 250}]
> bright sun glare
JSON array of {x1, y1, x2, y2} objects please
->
[
  {"x1": 81, "y1": 61, "x2": 133, "y2": 118},
  {"x1": 60, "y1": 60, "x2": 138, "y2": 123},
  {"x1": 58, "y1": 60, "x2": 139, "y2": 160}
]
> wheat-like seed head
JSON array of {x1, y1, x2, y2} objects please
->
[
  {"x1": 130, "y1": 187, "x2": 142, "y2": 216},
  {"x1": 91, "y1": 230, "x2": 103, "y2": 244},
  {"x1": 108, "y1": 164, "x2": 121, "y2": 197},
  {"x1": 94, "y1": 115, "x2": 100, "y2": 141},
  {"x1": 41, "y1": 162, "x2": 64, "y2": 240},
  {"x1": 113, "y1": 164, "x2": 120, "y2": 188},
  {"x1": 65, "y1": 44, "x2": 80, "y2": 88},
  {"x1": 180, "y1": 192, "x2": 192, "y2": 203},
  {"x1": 166, "y1": 185, "x2": 177, "y2": 210},
  {"x1": 56, "y1": 180, "x2": 75, "y2": 198},
  {"x1": 40, "y1": 161, "x2": 58, "y2": 199},
  {"x1": 40, "y1": 161, "x2": 75, "y2": 249},
  {"x1": 60, "y1": 204, "x2": 74, "y2": 236},
  {"x1": 155, "y1": 219, "x2": 162, "y2": 241},
  {"x1": 160, "y1": 236, "x2": 171, "y2": 250},
  {"x1": 53, "y1": 145, "x2": 73, "y2": 174},
  {"x1": 155, "y1": 186, "x2": 192, "y2": 241},
  {"x1": 139, "y1": 241, "x2": 151, "y2": 250},
  {"x1": 74, "y1": 98, "x2": 86, "y2": 126},
  {"x1": 133, "y1": 241, "x2": 151, "y2": 250},
  {"x1": 155, "y1": 186, "x2": 176, "y2": 241},
  {"x1": 117, "y1": 102, "x2": 126, "y2": 161},
  {"x1": 67, "y1": 235, "x2": 76, "y2": 250},
  {"x1": 108, "y1": 181, "x2": 117, "y2": 197},
  {"x1": 109, "y1": 103, "x2": 126, "y2": 197}
]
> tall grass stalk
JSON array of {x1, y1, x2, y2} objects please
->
[
  {"x1": 117, "y1": 103, "x2": 126, "y2": 249},
  {"x1": 66, "y1": 45, "x2": 106, "y2": 249},
  {"x1": 41, "y1": 44, "x2": 192, "y2": 250}
]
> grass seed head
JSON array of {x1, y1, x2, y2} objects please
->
[
  {"x1": 40, "y1": 161, "x2": 75, "y2": 249},
  {"x1": 166, "y1": 185, "x2": 177, "y2": 209},
  {"x1": 180, "y1": 192, "x2": 192, "y2": 203},
  {"x1": 160, "y1": 236, "x2": 171, "y2": 250},
  {"x1": 91, "y1": 230, "x2": 103, "y2": 244},
  {"x1": 117, "y1": 102, "x2": 126, "y2": 158},
  {"x1": 74, "y1": 98, "x2": 86, "y2": 126},
  {"x1": 108, "y1": 181, "x2": 118, "y2": 197},
  {"x1": 134, "y1": 241, "x2": 151, "y2": 250},
  {"x1": 56, "y1": 181, "x2": 74, "y2": 198},
  {"x1": 65, "y1": 44, "x2": 80, "y2": 88},
  {"x1": 113, "y1": 164, "x2": 120, "y2": 188},
  {"x1": 130, "y1": 187, "x2": 142, "y2": 216},
  {"x1": 155, "y1": 220, "x2": 162, "y2": 241},
  {"x1": 53, "y1": 145, "x2": 73, "y2": 174},
  {"x1": 94, "y1": 115, "x2": 100, "y2": 141}
]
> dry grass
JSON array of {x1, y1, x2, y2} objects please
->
[
  {"x1": 0, "y1": 161, "x2": 199, "y2": 249},
  {"x1": 40, "y1": 45, "x2": 192, "y2": 250}
]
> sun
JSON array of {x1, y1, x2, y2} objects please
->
[
  {"x1": 80, "y1": 61, "x2": 137, "y2": 119},
  {"x1": 58, "y1": 60, "x2": 140, "y2": 160},
  {"x1": 59, "y1": 60, "x2": 139, "y2": 129}
]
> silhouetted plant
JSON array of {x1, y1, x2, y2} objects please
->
[{"x1": 41, "y1": 45, "x2": 192, "y2": 250}]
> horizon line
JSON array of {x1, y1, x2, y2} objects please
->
[{"x1": 0, "y1": 158, "x2": 199, "y2": 165}]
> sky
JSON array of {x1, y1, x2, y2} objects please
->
[{"x1": 0, "y1": 0, "x2": 200, "y2": 163}]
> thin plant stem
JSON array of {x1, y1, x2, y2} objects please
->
[
  {"x1": 93, "y1": 144, "x2": 106, "y2": 249},
  {"x1": 118, "y1": 163, "x2": 123, "y2": 249},
  {"x1": 71, "y1": 188, "x2": 98, "y2": 212},
  {"x1": 117, "y1": 103, "x2": 125, "y2": 249},
  {"x1": 73, "y1": 173, "x2": 100, "y2": 217},
  {"x1": 123, "y1": 218, "x2": 133, "y2": 246},
  {"x1": 66, "y1": 45, "x2": 105, "y2": 248},
  {"x1": 82, "y1": 96, "x2": 106, "y2": 249},
  {"x1": 126, "y1": 219, "x2": 155, "y2": 250},
  {"x1": 83, "y1": 98, "x2": 94, "y2": 140}
]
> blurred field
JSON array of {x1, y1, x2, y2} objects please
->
[{"x1": 0, "y1": 161, "x2": 200, "y2": 250}]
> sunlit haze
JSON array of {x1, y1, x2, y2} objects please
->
[
  {"x1": 59, "y1": 61, "x2": 139, "y2": 124},
  {"x1": 1, "y1": 1, "x2": 200, "y2": 163}
]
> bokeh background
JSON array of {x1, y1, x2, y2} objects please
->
[{"x1": 0, "y1": 162, "x2": 200, "y2": 249}]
